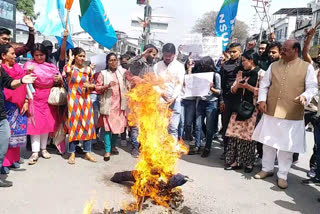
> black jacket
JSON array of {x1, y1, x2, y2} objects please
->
[
  {"x1": 0, "y1": 67, "x2": 14, "y2": 121},
  {"x1": 220, "y1": 57, "x2": 242, "y2": 103}
]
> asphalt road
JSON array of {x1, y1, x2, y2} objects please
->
[{"x1": 1, "y1": 132, "x2": 320, "y2": 214}]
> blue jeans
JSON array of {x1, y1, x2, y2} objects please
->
[
  {"x1": 130, "y1": 126, "x2": 140, "y2": 150},
  {"x1": 180, "y1": 99, "x2": 196, "y2": 141},
  {"x1": 195, "y1": 100, "x2": 219, "y2": 149},
  {"x1": 314, "y1": 123, "x2": 320, "y2": 179},
  {"x1": 69, "y1": 140, "x2": 92, "y2": 153},
  {"x1": 0, "y1": 119, "x2": 10, "y2": 167},
  {"x1": 169, "y1": 100, "x2": 181, "y2": 139}
]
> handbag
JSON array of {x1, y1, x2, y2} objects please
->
[
  {"x1": 48, "y1": 87, "x2": 67, "y2": 106},
  {"x1": 236, "y1": 100, "x2": 255, "y2": 120},
  {"x1": 236, "y1": 76, "x2": 259, "y2": 120}
]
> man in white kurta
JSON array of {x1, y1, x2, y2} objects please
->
[
  {"x1": 252, "y1": 40, "x2": 318, "y2": 189},
  {"x1": 153, "y1": 43, "x2": 185, "y2": 139}
]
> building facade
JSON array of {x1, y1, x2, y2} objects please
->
[
  {"x1": 271, "y1": 8, "x2": 312, "y2": 44},
  {"x1": 0, "y1": 0, "x2": 16, "y2": 41}
]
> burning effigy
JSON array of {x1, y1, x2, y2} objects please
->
[
  {"x1": 115, "y1": 73, "x2": 189, "y2": 212},
  {"x1": 83, "y1": 73, "x2": 189, "y2": 213}
]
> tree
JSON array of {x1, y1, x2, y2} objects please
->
[
  {"x1": 16, "y1": 0, "x2": 36, "y2": 19},
  {"x1": 192, "y1": 11, "x2": 249, "y2": 44}
]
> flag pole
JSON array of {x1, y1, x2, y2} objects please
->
[{"x1": 65, "y1": 10, "x2": 70, "y2": 30}]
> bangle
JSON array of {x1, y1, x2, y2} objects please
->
[{"x1": 20, "y1": 78, "x2": 24, "y2": 84}]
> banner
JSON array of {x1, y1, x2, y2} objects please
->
[
  {"x1": 215, "y1": 0, "x2": 240, "y2": 51},
  {"x1": 184, "y1": 72, "x2": 214, "y2": 97}
]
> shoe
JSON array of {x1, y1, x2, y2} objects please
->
[
  {"x1": 75, "y1": 146, "x2": 85, "y2": 155},
  {"x1": 201, "y1": 148, "x2": 210, "y2": 158},
  {"x1": 111, "y1": 147, "x2": 119, "y2": 155},
  {"x1": 278, "y1": 178, "x2": 288, "y2": 189},
  {"x1": 244, "y1": 166, "x2": 254, "y2": 173},
  {"x1": 68, "y1": 153, "x2": 76, "y2": 165},
  {"x1": 0, "y1": 167, "x2": 9, "y2": 174},
  {"x1": 120, "y1": 140, "x2": 128, "y2": 147},
  {"x1": 10, "y1": 162, "x2": 20, "y2": 169},
  {"x1": 307, "y1": 169, "x2": 316, "y2": 178},
  {"x1": 224, "y1": 165, "x2": 242, "y2": 170},
  {"x1": 131, "y1": 149, "x2": 140, "y2": 158},
  {"x1": 0, "y1": 180, "x2": 12, "y2": 188},
  {"x1": 41, "y1": 150, "x2": 51, "y2": 159},
  {"x1": 84, "y1": 153, "x2": 97, "y2": 163},
  {"x1": 254, "y1": 171, "x2": 274, "y2": 179},
  {"x1": 302, "y1": 177, "x2": 320, "y2": 185},
  {"x1": 104, "y1": 153, "x2": 111, "y2": 162},
  {"x1": 28, "y1": 153, "x2": 39, "y2": 165},
  {"x1": 188, "y1": 147, "x2": 200, "y2": 155}
]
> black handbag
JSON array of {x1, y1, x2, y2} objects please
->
[
  {"x1": 236, "y1": 77, "x2": 258, "y2": 120},
  {"x1": 237, "y1": 100, "x2": 255, "y2": 120}
]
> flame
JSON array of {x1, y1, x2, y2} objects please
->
[
  {"x1": 83, "y1": 200, "x2": 95, "y2": 214},
  {"x1": 127, "y1": 73, "x2": 188, "y2": 207}
]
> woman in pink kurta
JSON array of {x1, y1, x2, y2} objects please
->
[
  {"x1": 25, "y1": 43, "x2": 62, "y2": 165},
  {"x1": 96, "y1": 53, "x2": 127, "y2": 161}
]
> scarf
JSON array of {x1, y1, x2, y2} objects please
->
[{"x1": 23, "y1": 60, "x2": 59, "y2": 88}]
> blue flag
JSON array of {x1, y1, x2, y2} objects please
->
[
  {"x1": 79, "y1": 0, "x2": 117, "y2": 49},
  {"x1": 35, "y1": 0, "x2": 74, "y2": 50},
  {"x1": 215, "y1": 0, "x2": 240, "y2": 51}
]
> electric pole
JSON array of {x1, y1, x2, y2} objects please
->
[{"x1": 143, "y1": 0, "x2": 152, "y2": 50}]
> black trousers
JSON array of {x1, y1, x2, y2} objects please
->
[{"x1": 222, "y1": 100, "x2": 233, "y2": 153}]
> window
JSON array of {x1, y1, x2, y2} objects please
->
[
  {"x1": 284, "y1": 27, "x2": 288, "y2": 38},
  {"x1": 0, "y1": 1, "x2": 14, "y2": 21}
]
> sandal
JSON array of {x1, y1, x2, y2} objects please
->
[
  {"x1": 28, "y1": 153, "x2": 39, "y2": 165},
  {"x1": 85, "y1": 153, "x2": 97, "y2": 163},
  {"x1": 111, "y1": 147, "x2": 119, "y2": 155},
  {"x1": 68, "y1": 153, "x2": 75, "y2": 165},
  {"x1": 41, "y1": 150, "x2": 51, "y2": 159},
  {"x1": 104, "y1": 153, "x2": 111, "y2": 162}
]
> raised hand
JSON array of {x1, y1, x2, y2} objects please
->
[
  {"x1": 68, "y1": 49, "x2": 74, "y2": 63},
  {"x1": 142, "y1": 48, "x2": 154, "y2": 57},
  {"x1": 63, "y1": 29, "x2": 69, "y2": 38},
  {"x1": 24, "y1": 15, "x2": 34, "y2": 29}
]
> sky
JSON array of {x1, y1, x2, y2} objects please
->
[{"x1": 34, "y1": 0, "x2": 310, "y2": 45}]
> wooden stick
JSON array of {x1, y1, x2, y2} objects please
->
[
  {"x1": 138, "y1": 195, "x2": 145, "y2": 214},
  {"x1": 65, "y1": 10, "x2": 70, "y2": 30}
]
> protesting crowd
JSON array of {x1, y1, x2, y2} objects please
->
[{"x1": 0, "y1": 16, "x2": 320, "y2": 203}]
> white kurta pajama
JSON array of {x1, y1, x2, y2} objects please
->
[{"x1": 252, "y1": 64, "x2": 318, "y2": 180}]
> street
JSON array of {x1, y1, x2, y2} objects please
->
[{"x1": 1, "y1": 132, "x2": 320, "y2": 214}]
